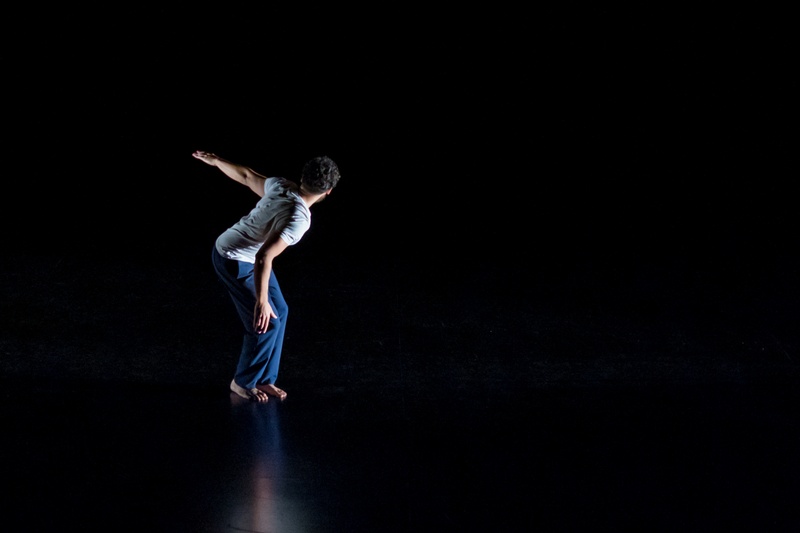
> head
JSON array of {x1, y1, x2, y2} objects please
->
[{"x1": 299, "y1": 156, "x2": 341, "y2": 198}]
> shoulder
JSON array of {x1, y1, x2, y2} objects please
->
[{"x1": 264, "y1": 176, "x2": 297, "y2": 193}]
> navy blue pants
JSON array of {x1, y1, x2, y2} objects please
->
[{"x1": 212, "y1": 246, "x2": 288, "y2": 389}]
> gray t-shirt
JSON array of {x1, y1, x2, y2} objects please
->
[{"x1": 215, "y1": 177, "x2": 311, "y2": 263}]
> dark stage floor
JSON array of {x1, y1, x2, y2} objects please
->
[
  {"x1": 2, "y1": 246, "x2": 800, "y2": 532},
  {"x1": 2, "y1": 5, "x2": 797, "y2": 531}
]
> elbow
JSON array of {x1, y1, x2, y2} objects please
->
[{"x1": 254, "y1": 251, "x2": 274, "y2": 268}]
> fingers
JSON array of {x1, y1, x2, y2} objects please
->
[
  {"x1": 253, "y1": 313, "x2": 270, "y2": 334},
  {"x1": 252, "y1": 303, "x2": 276, "y2": 334},
  {"x1": 192, "y1": 150, "x2": 215, "y2": 162}
]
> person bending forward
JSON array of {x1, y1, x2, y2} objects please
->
[{"x1": 193, "y1": 150, "x2": 341, "y2": 402}]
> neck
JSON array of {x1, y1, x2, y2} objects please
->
[
  {"x1": 299, "y1": 183, "x2": 329, "y2": 206},
  {"x1": 300, "y1": 190, "x2": 327, "y2": 207}
]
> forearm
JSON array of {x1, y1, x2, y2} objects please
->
[
  {"x1": 213, "y1": 157, "x2": 259, "y2": 188},
  {"x1": 253, "y1": 237, "x2": 289, "y2": 300},
  {"x1": 254, "y1": 256, "x2": 273, "y2": 302},
  {"x1": 193, "y1": 151, "x2": 265, "y2": 195},
  {"x1": 252, "y1": 254, "x2": 276, "y2": 334}
]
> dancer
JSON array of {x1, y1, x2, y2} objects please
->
[{"x1": 193, "y1": 150, "x2": 341, "y2": 402}]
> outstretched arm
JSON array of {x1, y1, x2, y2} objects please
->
[{"x1": 192, "y1": 150, "x2": 267, "y2": 197}]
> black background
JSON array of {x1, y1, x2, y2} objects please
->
[
  {"x1": 2, "y1": 5, "x2": 799, "y2": 531},
  {"x1": 4, "y1": 5, "x2": 794, "y2": 273}
]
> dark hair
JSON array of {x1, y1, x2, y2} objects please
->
[{"x1": 300, "y1": 156, "x2": 341, "y2": 193}]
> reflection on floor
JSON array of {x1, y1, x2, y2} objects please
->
[{"x1": 2, "y1": 250, "x2": 800, "y2": 532}]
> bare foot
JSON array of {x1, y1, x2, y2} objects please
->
[
  {"x1": 257, "y1": 383, "x2": 288, "y2": 401},
  {"x1": 231, "y1": 379, "x2": 269, "y2": 402}
]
